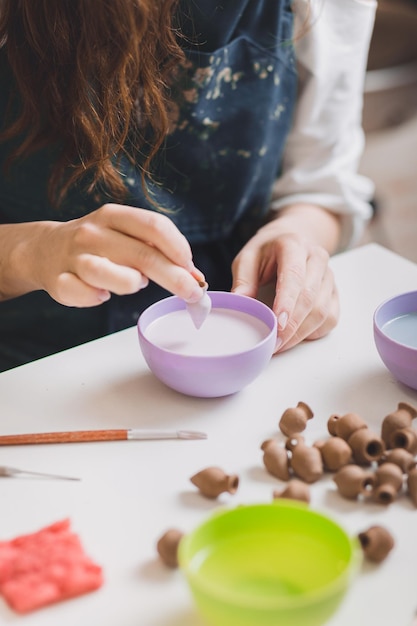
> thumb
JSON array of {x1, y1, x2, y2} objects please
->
[{"x1": 231, "y1": 248, "x2": 259, "y2": 297}]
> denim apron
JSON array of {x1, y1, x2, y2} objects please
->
[{"x1": 0, "y1": 0, "x2": 297, "y2": 370}]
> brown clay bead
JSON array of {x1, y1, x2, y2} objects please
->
[
  {"x1": 381, "y1": 401, "x2": 417, "y2": 446},
  {"x1": 333, "y1": 465, "x2": 375, "y2": 499},
  {"x1": 358, "y1": 525, "x2": 395, "y2": 563},
  {"x1": 287, "y1": 438, "x2": 323, "y2": 484},
  {"x1": 388, "y1": 427, "x2": 417, "y2": 455},
  {"x1": 261, "y1": 439, "x2": 291, "y2": 481},
  {"x1": 347, "y1": 428, "x2": 385, "y2": 464},
  {"x1": 272, "y1": 479, "x2": 310, "y2": 504},
  {"x1": 190, "y1": 466, "x2": 239, "y2": 498},
  {"x1": 407, "y1": 466, "x2": 417, "y2": 506},
  {"x1": 156, "y1": 528, "x2": 184, "y2": 568},
  {"x1": 372, "y1": 463, "x2": 404, "y2": 503},
  {"x1": 314, "y1": 437, "x2": 352, "y2": 471},
  {"x1": 379, "y1": 448, "x2": 416, "y2": 473},
  {"x1": 327, "y1": 412, "x2": 367, "y2": 440},
  {"x1": 374, "y1": 462, "x2": 404, "y2": 491},
  {"x1": 278, "y1": 401, "x2": 314, "y2": 437},
  {"x1": 372, "y1": 483, "x2": 398, "y2": 505}
]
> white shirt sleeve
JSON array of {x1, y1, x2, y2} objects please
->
[{"x1": 270, "y1": 0, "x2": 377, "y2": 250}]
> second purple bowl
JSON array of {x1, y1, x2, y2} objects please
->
[
  {"x1": 137, "y1": 292, "x2": 277, "y2": 398},
  {"x1": 373, "y1": 290, "x2": 417, "y2": 391}
]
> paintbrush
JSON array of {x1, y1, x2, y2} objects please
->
[
  {"x1": 0, "y1": 466, "x2": 80, "y2": 481},
  {"x1": 0, "y1": 429, "x2": 207, "y2": 446}
]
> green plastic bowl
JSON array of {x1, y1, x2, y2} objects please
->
[{"x1": 178, "y1": 501, "x2": 360, "y2": 626}]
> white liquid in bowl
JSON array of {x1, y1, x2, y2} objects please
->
[
  {"x1": 382, "y1": 312, "x2": 417, "y2": 348},
  {"x1": 144, "y1": 308, "x2": 271, "y2": 356}
]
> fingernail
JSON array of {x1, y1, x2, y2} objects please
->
[
  {"x1": 98, "y1": 290, "x2": 111, "y2": 302},
  {"x1": 278, "y1": 311, "x2": 288, "y2": 331},
  {"x1": 274, "y1": 336, "x2": 283, "y2": 353},
  {"x1": 189, "y1": 265, "x2": 205, "y2": 283},
  {"x1": 139, "y1": 276, "x2": 149, "y2": 290}
]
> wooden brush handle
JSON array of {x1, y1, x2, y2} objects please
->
[{"x1": 0, "y1": 429, "x2": 128, "y2": 445}]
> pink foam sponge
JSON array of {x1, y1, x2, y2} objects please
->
[{"x1": 0, "y1": 519, "x2": 103, "y2": 614}]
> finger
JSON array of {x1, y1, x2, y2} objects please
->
[
  {"x1": 74, "y1": 254, "x2": 149, "y2": 295},
  {"x1": 271, "y1": 238, "x2": 309, "y2": 332},
  {"x1": 230, "y1": 245, "x2": 261, "y2": 297},
  {"x1": 273, "y1": 245, "x2": 330, "y2": 330},
  {"x1": 131, "y1": 243, "x2": 205, "y2": 302},
  {"x1": 277, "y1": 269, "x2": 338, "y2": 352},
  {"x1": 87, "y1": 232, "x2": 204, "y2": 301},
  {"x1": 99, "y1": 204, "x2": 195, "y2": 271},
  {"x1": 306, "y1": 281, "x2": 340, "y2": 340},
  {"x1": 53, "y1": 272, "x2": 111, "y2": 307},
  {"x1": 71, "y1": 216, "x2": 205, "y2": 302}
]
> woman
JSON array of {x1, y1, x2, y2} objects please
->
[{"x1": 0, "y1": 0, "x2": 376, "y2": 371}]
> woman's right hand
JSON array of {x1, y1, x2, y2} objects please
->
[{"x1": 0, "y1": 203, "x2": 206, "y2": 307}]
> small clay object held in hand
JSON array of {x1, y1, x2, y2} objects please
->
[
  {"x1": 379, "y1": 448, "x2": 416, "y2": 473},
  {"x1": 381, "y1": 401, "x2": 417, "y2": 446},
  {"x1": 388, "y1": 427, "x2": 417, "y2": 455},
  {"x1": 272, "y1": 478, "x2": 310, "y2": 504},
  {"x1": 261, "y1": 439, "x2": 291, "y2": 481},
  {"x1": 347, "y1": 428, "x2": 385, "y2": 464},
  {"x1": 185, "y1": 281, "x2": 212, "y2": 329},
  {"x1": 358, "y1": 525, "x2": 395, "y2": 563},
  {"x1": 278, "y1": 402, "x2": 314, "y2": 437},
  {"x1": 407, "y1": 466, "x2": 417, "y2": 506},
  {"x1": 333, "y1": 465, "x2": 375, "y2": 500},
  {"x1": 327, "y1": 412, "x2": 367, "y2": 440},
  {"x1": 286, "y1": 437, "x2": 323, "y2": 483},
  {"x1": 314, "y1": 437, "x2": 352, "y2": 472},
  {"x1": 190, "y1": 466, "x2": 239, "y2": 498},
  {"x1": 156, "y1": 528, "x2": 184, "y2": 568}
]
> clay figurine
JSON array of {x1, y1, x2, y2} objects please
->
[
  {"x1": 373, "y1": 462, "x2": 404, "y2": 505},
  {"x1": 347, "y1": 428, "x2": 385, "y2": 464},
  {"x1": 190, "y1": 466, "x2": 239, "y2": 498},
  {"x1": 381, "y1": 401, "x2": 417, "y2": 446},
  {"x1": 278, "y1": 401, "x2": 314, "y2": 437},
  {"x1": 314, "y1": 437, "x2": 352, "y2": 472},
  {"x1": 388, "y1": 427, "x2": 417, "y2": 455},
  {"x1": 261, "y1": 439, "x2": 291, "y2": 481},
  {"x1": 327, "y1": 412, "x2": 367, "y2": 440},
  {"x1": 286, "y1": 437, "x2": 323, "y2": 483},
  {"x1": 272, "y1": 479, "x2": 310, "y2": 504},
  {"x1": 379, "y1": 448, "x2": 416, "y2": 473},
  {"x1": 358, "y1": 525, "x2": 395, "y2": 563},
  {"x1": 333, "y1": 465, "x2": 375, "y2": 500},
  {"x1": 156, "y1": 528, "x2": 184, "y2": 568},
  {"x1": 374, "y1": 462, "x2": 404, "y2": 491},
  {"x1": 372, "y1": 482, "x2": 399, "y2": 505}
]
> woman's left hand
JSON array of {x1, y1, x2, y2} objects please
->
[{"x1": 231, "y1": 205, "x2": 341, "y2": 353}]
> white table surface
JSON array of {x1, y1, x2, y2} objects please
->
[{"x1": 1, "y1": 243, "x2": 417, "y2": 626}]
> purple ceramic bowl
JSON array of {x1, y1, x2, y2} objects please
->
[
  {"x1": 137, "y1": 292, "x2": 277, "y2": 398},
  {"x1": 373, "y1": 291, "x2": 417, "y2": 391}
]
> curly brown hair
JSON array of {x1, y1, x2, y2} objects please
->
[{"x1": 0, "y1": 0, "x2": 184, "y2": 205}]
